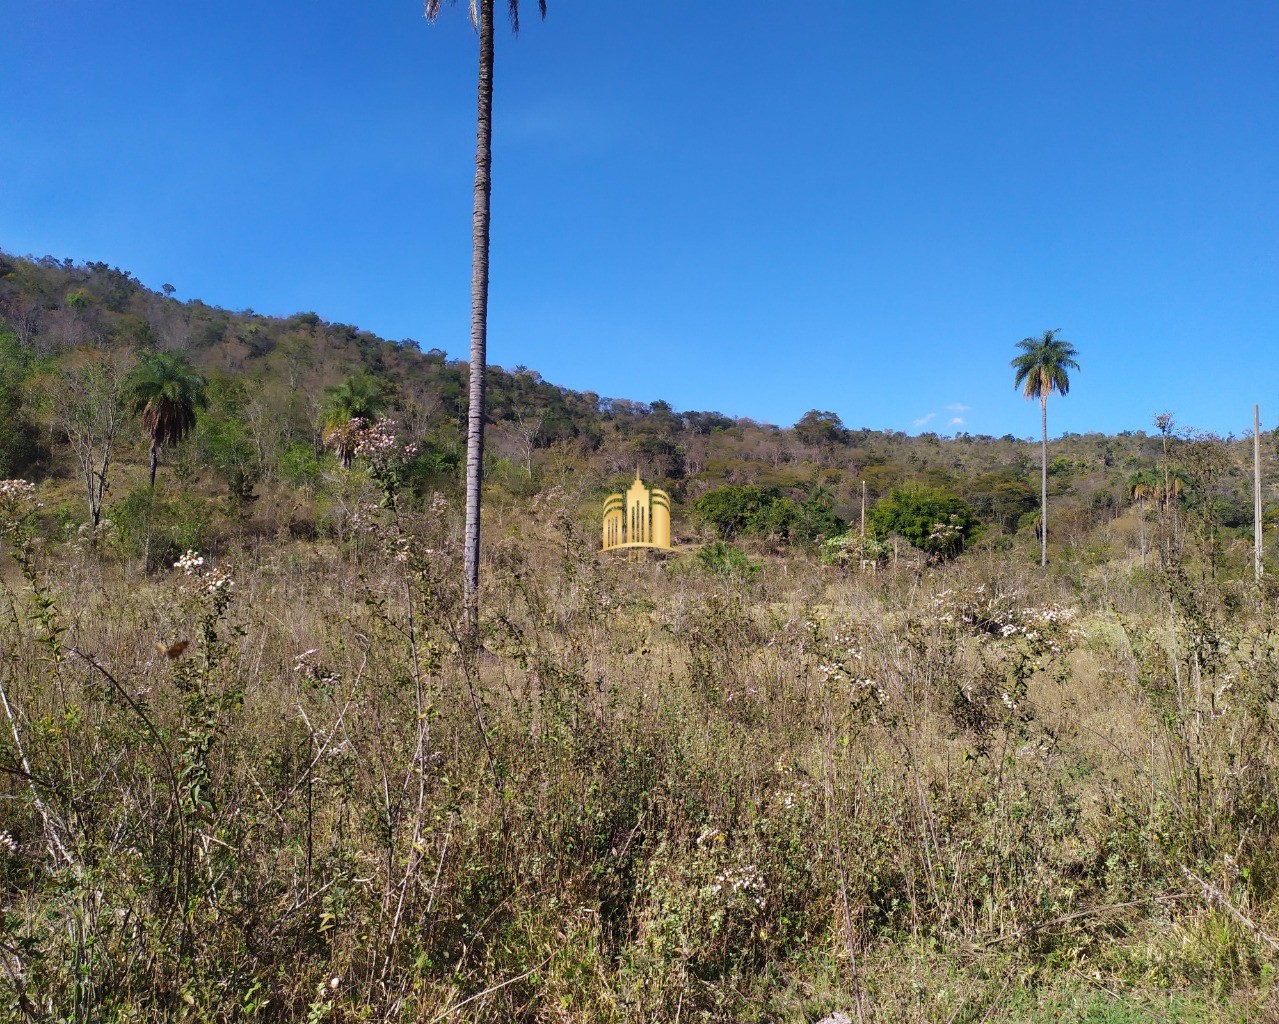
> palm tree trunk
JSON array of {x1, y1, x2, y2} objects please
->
[
  {"x1": 149, "y1": 439, "x2": 159, "y2": 489},
  {"x1": 1040, "y1": 393, "x2": 1048, "y2": 568},
  {"x1": 1139, "y1": 495, "x2": 1146, "y2": 567},
  {"x1": 463, "y1": 0, "x2": 495, "y2": 630}
]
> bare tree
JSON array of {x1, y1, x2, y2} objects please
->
[
  {"x1": 43, "y1": 351, "x2": 133, "y2": 528},
  {"x1": 511, "y1": 407, "x2": 544, "y2": 478}
]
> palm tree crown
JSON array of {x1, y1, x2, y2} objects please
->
[
  {"x1": 1011, "y1": 329, "x2": 1079, "y2": 402},
  {"x1": 323, "y1": 373, "x2": 387, "y2": 469},
  {"x1": 425, "y1": 0, "x2": 545, "y2": 32},
  {"x1": 1127, "y1": 469, "x2": 1161, "y2": 566},
  {"x1": 127, "y1": 352, "x2": 207, "y2": 445},
  {"x1": 126, "y1": 352, "x2": 207, "y2": 487},
  {"x1": 322, "y1": 373, "x2": 386, "y2": 430},
  {"x1": 1127, "y1": 470, "x2": 1161, "y2": 504}
]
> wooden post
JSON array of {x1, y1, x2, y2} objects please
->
[{"x1": 1256, "y1": 404, "x2": 1263, "y2": 584}]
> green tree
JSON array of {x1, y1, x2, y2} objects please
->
[
  {"x1": 1011, "y1": 329, "x2": 1079, "y2": 567},
  {"x1": 962, "y1": 471, "x2": 1037, "y2": 534},
  {"x1": 796, "y1": 475, "x2": 846, "y2": 542},
  {"x1": 793, "y1": 409, "x2": 846, "y2": 447},
  {"x1": 868, "y1": 486, "x2": 981, "y2": 561},
  {"x1": 0, "y1": 327, "x2": 40, "y2": 476},
  {"x1": 693, "y1": 485, "x2": 799, "y2": 541},
  {"x1": 195, "y1": 378, "x2": 263, "y2": 504},
  {"x1": 125, "y1": 352, "x2": 208, "y2": 488},
  {"x1": 426, "y1": 0, "x2": 546, "y2": 627},
  {"x1": 322, "y1": 372, "x2": 386, "y2": 468}
]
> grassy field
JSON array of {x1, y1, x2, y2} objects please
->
[{"x1": 2, "y1": 483, "x2": 1278, "y2": 1022}]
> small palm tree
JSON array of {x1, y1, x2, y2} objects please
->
[
  {"x1": 1157, "y1": 469, "x2": 1186, "y2": 508},
  {"x1": 1127, "y1": 469, "x2": 1160, "y2": 565},
  {"x1": 1155, "y1": 466, "x2": 1187, "y2": 557},
  {"x1": 323, "y1": 373, "x2": 386, "y2": 468},
  {"x1": 126, "y1": 352, "x2": 207, "y2": 488},
  {"x1": 1011, "y1": 329, "x2": 1079, "y2": 568}
]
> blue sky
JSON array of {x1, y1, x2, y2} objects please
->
[{"x1": 2, "y1": 1, "x2": 1276, "y2": 438}]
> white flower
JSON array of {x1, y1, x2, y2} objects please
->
[
  {"x1": 0, "y1": 479, "x2": 38, "y2": 502},
  {"x1": 696, "y1": 827, "x2": 725, "y2": 847},
  {"x1": 0, "y1": 480, "x2": 41, "y2": 534},
  {"x1": 174, "y1": 550, "x2": 207, "y2": 575}
]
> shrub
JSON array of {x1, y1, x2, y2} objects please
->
[
  {"x1": 695, "y1": 540, "x2": 761, "y2": 579},
  {"x1": 110, "y1": 486, "x2": 209, "y2": 569},
  {"x1": 195, "y1": 409, "x2": 260, "y2": 502},
  {"x1": 821, "y1": 532, "x2": 888, "y2": 567},
  {"x1": 0, "y1": 329, "x2": 42, "y2": 476},
  {"x1": 692, "y1": 485, "x2": 799, "y2": 540},
  {"x1": 278, "y1": 441, "x2": 327, "y2": 488},
  {"x1": 868, "y1": 486, "x2": 981, "y2": 560}
]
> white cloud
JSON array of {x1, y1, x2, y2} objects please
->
[
  {"x1": 913, "y1": 412, "x2": 936, "y2": 428},
  {"x1": 949, "y1": 417, "x2": 965, "y2": 426},
  {"x1": 946, "y1": 403, "x2": 971, "y2": 413}
]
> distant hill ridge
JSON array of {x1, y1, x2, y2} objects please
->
[{"x1": 1, "y1": 248, "x2": 1271, "y2": 547}]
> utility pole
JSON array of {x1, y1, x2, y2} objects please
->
[{"x1": 1255, "y1": 404, "x2": 1263, "y2": 584}]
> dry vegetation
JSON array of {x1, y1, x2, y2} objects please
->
[
  {"x1": 3, "y1": 251, "x2": 1279, "y2": 1021},
  {"x1": 3, "y1": 478, "x2": 1279, "y2": 1023}
]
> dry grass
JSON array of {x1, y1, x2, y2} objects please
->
[{"x1": 1, "y1": 488, "x2": 1278, "y2": 1022}]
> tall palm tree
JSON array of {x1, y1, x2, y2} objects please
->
[
  {"x1": 322, "y1": 373, "x2": 386, "y2": 468},
  {"x1": 125, "y1": 352, "x2": 207, "y2": 488},
  {"x1": 1011, "y1": 329, "x2": 1079, "y2": 568},
  {"x1": 426, "y1": 0, "x2": 546, "y2": 628}
]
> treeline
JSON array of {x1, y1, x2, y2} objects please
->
[{"x1": 0, "y1": 250, "x2": 1274, "y2": 570}]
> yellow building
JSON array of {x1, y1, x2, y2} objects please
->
[{"x1": 602, "y1": 471, "x2": 671, "y2": 552}]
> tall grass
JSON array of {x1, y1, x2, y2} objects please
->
[{"x1": 0, "y1": 488, "x2": 1277, "y2": 1022}]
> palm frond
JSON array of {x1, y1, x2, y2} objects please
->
[
  {"x1": 1010, "y1": 329, "x2": 1079, "y2": 400},
  {"x1": 125, "y1": 352, "x2": 207, "y2": 448},
  {"x1": 428, "y1": 0, "x2": 545, "y2": 32},
  {"x1": 322, "y1": 373, "x2": 387, "y2": 429}
]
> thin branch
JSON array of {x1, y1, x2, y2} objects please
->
[{"x1": 424, "y1": 950, "x2": 556, "y2": 1024}]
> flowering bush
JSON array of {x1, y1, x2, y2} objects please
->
[
  {"x1": 175, "y1": 548, "x2": 235, "y2": 614},
  {"x1": 329, "y1": 417, "x2": 419, "y2": 506},
  {"x1": 930, "y1": 584, "x2": 1078, "y2": 737},
  {"x1": 821, "y1": 531, "x2": 888, "y2": 567},
  {"x1": 802, "y1": 614, "x2": 886, "y2": 714},
  {"x1": 0, "y1": 478, "x2": 41, "y2": 539},
  {"x1": 867, "y1": 486, "x2": 982, "y2": 560},
  {"x1": 932, "y1": 584, "x2": 1076, "y2": 655}
]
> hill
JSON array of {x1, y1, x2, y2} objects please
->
[{"x1": 2, "y1": 249, "x2": 1275, "y2": 573}]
